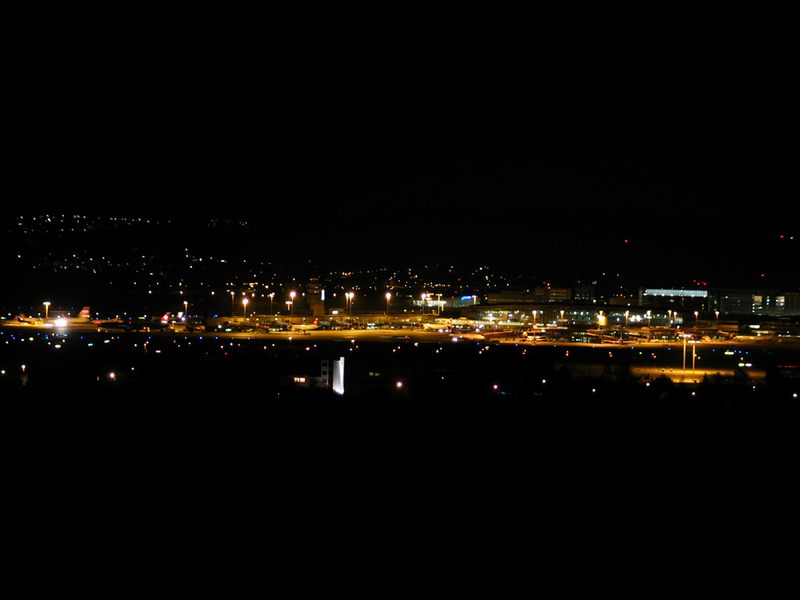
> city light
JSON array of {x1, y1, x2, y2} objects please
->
[{"x1": 1, "y1": 216, "x2": 797, "y2": 406}]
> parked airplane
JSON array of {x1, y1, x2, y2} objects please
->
[{"x1": 1, "y1": 312, "x2": 41, "y2": 327}]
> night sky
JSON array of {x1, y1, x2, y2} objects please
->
[{"x1": 3, "y1": 5, "x2": 797, "y2": 282}]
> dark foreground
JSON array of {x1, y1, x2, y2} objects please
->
[
  {"x1": 3, "y1": 331, "x2": 798, "y2": 418},
  {"x1": 4, "y1": 331, "x2": 798, "y2": 549}
]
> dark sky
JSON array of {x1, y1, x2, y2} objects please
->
[{"x1": 3, "y1": 5, "x2": 797, "y2": 280}]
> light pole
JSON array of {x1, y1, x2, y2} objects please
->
[
  {"x1": 289, "y1": 291, "x2": 296, "y2": 317},
  {"x1": 532, "y1": 310, "x2": 537, "y2": 328},
  {"x1": 231, "y1": 291, "x2": 235, "y2": 316},
  {"x1": 683, "y1": 335, "x2": 688, "y2": 371},
  {"x1": 715, "y1": 310, "x2": 720, "y2": 323},
  {"x1": 472, "y1": 295, "x2": 477, "y2": 306},
  {"x1": 421, "y1": 293, "x2": 426, "y2": 314},
  {"x1": 560, "y1": 309, "x2": 565, "y2": 323},
  {"x1": 183, "y1": 300, "x2": 188, "y2": 316},
  {"x1": 242, "y1": 297, "x2": 249, "y2": 318},
  {"x1": 385, "y1": 292, "x2": 392, "y2": 317},
  {"x1": 624, "y1": 310, "x2": 629, "y2": 327},
  {"x1": 667, "y1": 309, "x2": 672, "y2": 324},
  {"x1": 345, "y1": 292, "x2": 354, "y2": 316},
  {"x1": 694, "y1": 310, "x2": 699, "y2": 327},
  {"x1": 43, "y1": 301, "x2": 50, "y2": 320},
  {"x1": 646, "y1": 310, "x2": 652, "y2": 327},
  {"x1": 269, "y1": 292, "x2": 275, "y2": 315}
]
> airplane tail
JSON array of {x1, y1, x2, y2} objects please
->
[{"x1": 78, "y1": 307, "x2": 91, "y2": 319}]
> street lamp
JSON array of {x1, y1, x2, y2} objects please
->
[
  {"x1": 289, "y1": 291, "x2": 296, "y2": 317},
  {"x1": 43, "y1": 301, "x2": 50, "y2": 320},
  {"x1": 683, "y1": 334, "x2": 688, "y2": 371},
  {"x1": 421, "y1": 293, "x2": 426, "y2": 314},
  {"x1": 183, "y1": 300, "x2": 188, "y2": 316},
  {"x1": 385, "y1": 292, "x2": 392, "y2": 317},
  {"x1": 345, "y1": 292, "x2": 354, "y2": 316},
  {"x1": 715, "y1": 310, "x2": 720, "y2": 322},
  {"x1": 231, "y1": 291, "x2": 235, "y2": 316},
  {"x1": 560, "y1": 309, "x2": 565, "y2": 323},
  {"x1": 269, "y1": 292, "x2": 275, "y2": 315},
  {"x1": 532, "y1": 310, "x2": 537, "y2": 328},
  {"x1": 242, "y1": 297, "x2": 249, "y2": 318},
  {"x1": 624, "y1": 310, "x2": 629, "y2": 327},
  {"x1": 694, "y1": 310, "x2": 699, "y2": 326}
]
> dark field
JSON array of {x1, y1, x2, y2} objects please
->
[{"x1": 3, "y1": 330, "x2": 798, "y2": 417}]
